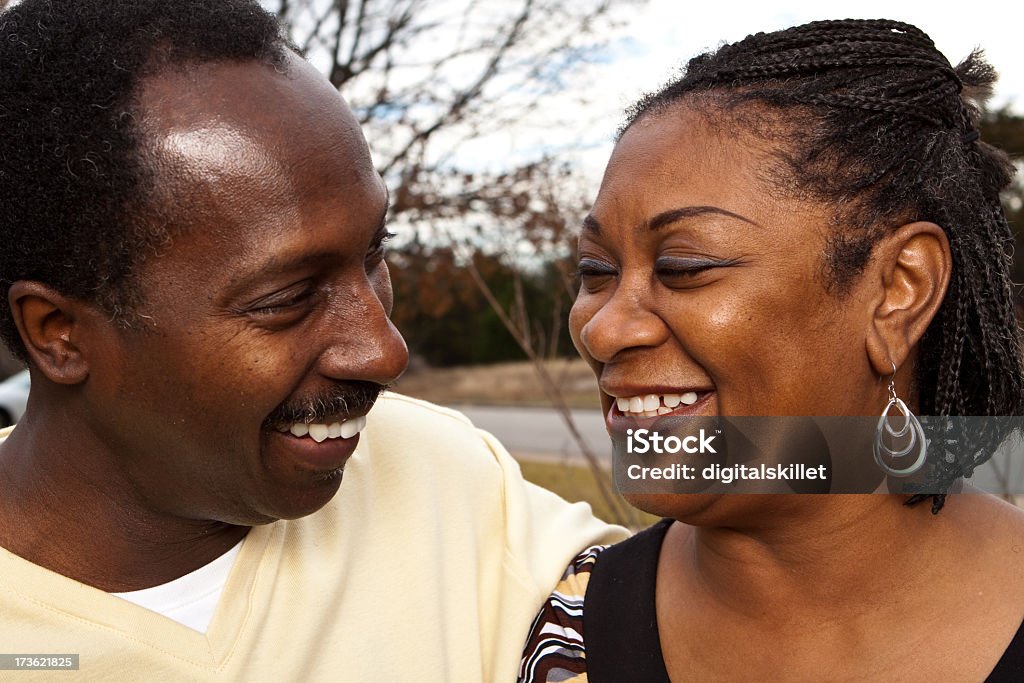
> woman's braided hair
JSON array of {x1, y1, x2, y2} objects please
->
[{"x1": 622, "y1": 19, "x2": 1024, "y2": 512}]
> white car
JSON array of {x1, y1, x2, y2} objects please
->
[{"x1": 0, "y1": 370, "x2": 29, "y2": 428}]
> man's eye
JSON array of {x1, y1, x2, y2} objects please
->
[
  {"x1": 576, "y1": 258, "x2": 617, "y2": 291},
  {"x1": 366, "y1": 230, "x2": 396, "y2": 265},
  {"x1": 246, "y1": 285, "x2": 317, "y2": 317}
]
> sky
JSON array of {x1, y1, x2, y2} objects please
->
[
  {"x1": 8, "y1": 0, "x2": 1016, "y2": 185},
  {"x1": 611, "y1": 0, "x2": 1022, "y2": 111},
  {"x1": 452, "y1": 0, "x2": 1024, "y2": 183}
]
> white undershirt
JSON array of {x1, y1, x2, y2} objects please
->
[{"x1": 112, "y1": 540, "x2": 243, "y2": 634}]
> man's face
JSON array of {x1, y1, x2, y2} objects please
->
[{"x1": 83, "y1": 53, "x2": 408, "y2": 524}]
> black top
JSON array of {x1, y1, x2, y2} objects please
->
[{"x1": 583, "y1": 518, "x2": 1024, "y2": 682}]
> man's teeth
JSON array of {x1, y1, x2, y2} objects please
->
[
  {"x1": 616, "y1": 392, "x2": 699, "y2": 417},
  {"x1": 284, "y1": 415, "x2": 368, "y2": 442}
]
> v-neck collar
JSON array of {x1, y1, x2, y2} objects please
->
[{"x1": 0, "y1": 519, "x2": 282, "y2": 669}]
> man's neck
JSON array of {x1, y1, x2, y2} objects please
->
[{"x1": 0, "y1": 411, "x2": 249, "y2": 592}]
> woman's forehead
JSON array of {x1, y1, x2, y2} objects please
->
[{"x1": 599, "y1": 110, "x2": 788, "y2": 217}]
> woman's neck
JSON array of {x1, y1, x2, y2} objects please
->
[
  {"x1": 655, "y1": 494, "x2": 1024, "y2": 680},
  {"x1": 675, "y1": 495, "x2": 947, "y2": 616}
]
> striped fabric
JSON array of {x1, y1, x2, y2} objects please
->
[{"x1": 517, "y1": 544, "x2": 608, "y2": 683}]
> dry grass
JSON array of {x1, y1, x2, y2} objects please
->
[
  {"x1": 394, "y1": 358, "x2": 601, "y2": 408},
  {"x1": 518, "y1": 459, "x2": 659, "y2": 529}
]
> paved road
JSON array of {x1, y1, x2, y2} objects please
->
[{"x1": 453, "y1": 405, "x2": 611, "y2": 464}]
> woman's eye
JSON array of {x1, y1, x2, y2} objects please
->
[
  {"x1": 655, "y1": 256, "x2": 735, "y2": 287},
  {"x1": 576, "y1": 258, "x2": 617, "y2": 291}
]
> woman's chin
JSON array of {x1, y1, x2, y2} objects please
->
[
  {"x1": 624, "y1": 492, "x2": 814, "y2": 527},
  {"x1": 624, "y1": 492, "x2": 724, "y2": 522}
]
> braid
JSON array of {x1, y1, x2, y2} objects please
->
[{"x1": 621, "y1": 19, "x2": 1024, "y2": 511}]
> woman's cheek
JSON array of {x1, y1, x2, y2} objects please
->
[{"x1": 569, "y1": 296, "x2": 600, "y2": 370}]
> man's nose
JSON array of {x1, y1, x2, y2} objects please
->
[{"x1": 318, "y1": 282, "x2": 409, "y2": 387}]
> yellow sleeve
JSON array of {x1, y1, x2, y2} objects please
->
[{"x1": 475, "y1": 428, "x2": 629, "y2": 598}]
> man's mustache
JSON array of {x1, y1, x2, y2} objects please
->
[{"x1": 263, "y1": 381, "x2": 385, "y2": 426}]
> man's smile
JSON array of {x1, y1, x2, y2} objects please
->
[
  {"x1": 264, "y1": 419, "x2": 366, "y2": 474},
  {"x1": 261, "y1": 381, "x2": 383, "y2": 476},
  {"x1": 277, "y1": 415, "x2": 367, "y2": 442}
]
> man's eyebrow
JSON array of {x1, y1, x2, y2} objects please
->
[
  {"x1": 649, "y1": 206, "x2": 762, "y2": 231},
  {"x1": 229, "y1": 202, "x2": 390, "y2": 293}
]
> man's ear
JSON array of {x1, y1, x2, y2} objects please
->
[
  {"x1": 8, "y1": 281, "x2": 93, "y2": 385},
  {"x1": 864, "y1": 222, "x2": 952, "y2": 375}
]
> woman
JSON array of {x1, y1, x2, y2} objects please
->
[{"x1": 519, "y1": 19, "x2": 1024, "y2": 682}]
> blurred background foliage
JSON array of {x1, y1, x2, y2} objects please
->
[
  {"x1": 982, "y1": 108, "x2": 1024, "y2": 302},
  {"x1": 264, "y1": 1, "x2": 1024, "y2": 369},
  {"x1": 0, "y1": 1, "x2": 1022, "y2": 373},
  {"x1": 266, "y1": 0, "x2": 629, "y2": 367}
]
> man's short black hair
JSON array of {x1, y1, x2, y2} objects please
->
[{"x1": 0, "y1": 0, "x2": 292, "y2": 360}]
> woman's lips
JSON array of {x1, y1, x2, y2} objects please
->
[
  {"x1": 614, "y1": 391, "x2": 701, "y2": 416},
  {"x1": 605, "y1": 390, "x2": 714, "y2": 433}
]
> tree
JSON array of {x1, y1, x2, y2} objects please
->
[
  {"x1": 264, "y1": 0, "x2": 633, "y2": 364},
  {"x1": 270, "y1": 1, "x2": 624, "y2": 167},
  {"x1": 266, "y1": 0, "x2": 631, "y2": 249},
  {"x1": 387, "y1": 157, "x2": 586, "y2": 364}
]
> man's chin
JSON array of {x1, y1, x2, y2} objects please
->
[
  {"x1": 271, "y1": 468, "x2": 347, "y2": 521},
  {"x1": 215, "y1": 471, "x2": 346, "y2": 527}
]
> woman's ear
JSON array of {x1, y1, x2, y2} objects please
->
[
  {"x1": 864, "y1": 222, "x2": 952, "y2": 375},
  {"x1": 8, "y1": 281, "x2": 93, "y2": 385}
]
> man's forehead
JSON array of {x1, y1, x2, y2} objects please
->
[
  {"x1": 136, "y1": 54, "x2": 367, "y2": 169},
  {"x1": 134, "y1": 54, "x2": 380, "y2": 222}
]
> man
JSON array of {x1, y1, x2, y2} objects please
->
[{"x1": 0, "y1": 1, "x2": 624, "y2": 679}]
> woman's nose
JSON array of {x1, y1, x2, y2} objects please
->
[{"x1": 576, "y1": 287, "x2": 668, "y2": 363}]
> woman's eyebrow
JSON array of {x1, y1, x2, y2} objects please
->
[
  {"x1": 648, "y1": 205, "x2": 763, "y2": 231},
  {"x1": 581, "y1": 206, "x2": 762, "y2": 236},
  {"x1": 582, "y1": 214, "x2": 602, "y2": 235}
]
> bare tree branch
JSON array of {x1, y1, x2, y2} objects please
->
[
  {"x1": 266, "y1": 0, "x2": 645, "y2": 525},
  {"x1": 328, "y1": 0, "x2": 351, "y2": 81},
  {"x1": 271, "y1": 0, "x2": 634, "y2": 174},
  {"x1": 454, "y1": 239, "x2": 640, "y2": 527}
]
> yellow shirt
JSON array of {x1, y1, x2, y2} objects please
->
[{"x1": 0, "y1": 393, "x2": 626, "y2": 681}]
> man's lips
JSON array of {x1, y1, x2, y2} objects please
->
[
  {"x1": 266, "y1": 427, "x2": 362, "y2": 473},
  {"x1": 260, "y1": 379, "x2": 381, "y2": 475},
  {"x1": 271, "y1": 414, "x2": 368, "y2": 442},
  {"x1": 262, "y1": 381, "x2": 383, "y2": 432},
  {"x1": 264, "y1": 412, "x2": 369, "y2": 473}
]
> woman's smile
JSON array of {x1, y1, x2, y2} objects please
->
[{"x1": 604, "y1": 388, "x2": 715, "y2": 433}]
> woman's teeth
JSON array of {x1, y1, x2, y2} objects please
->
[
  {"x1": 616, "y1": 392, "x2": 699, "y2": 417},
  {"x1": 277, "y1": 415, "x2": 368, "y2": 443}
]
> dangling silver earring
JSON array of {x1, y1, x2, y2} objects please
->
[{"x1": 873, "y1": 362, "x2": 928, "y2": 477}]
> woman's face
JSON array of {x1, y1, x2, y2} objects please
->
[{"x1": 570, "y1": 106, "x2": 889, "y2": 428}]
